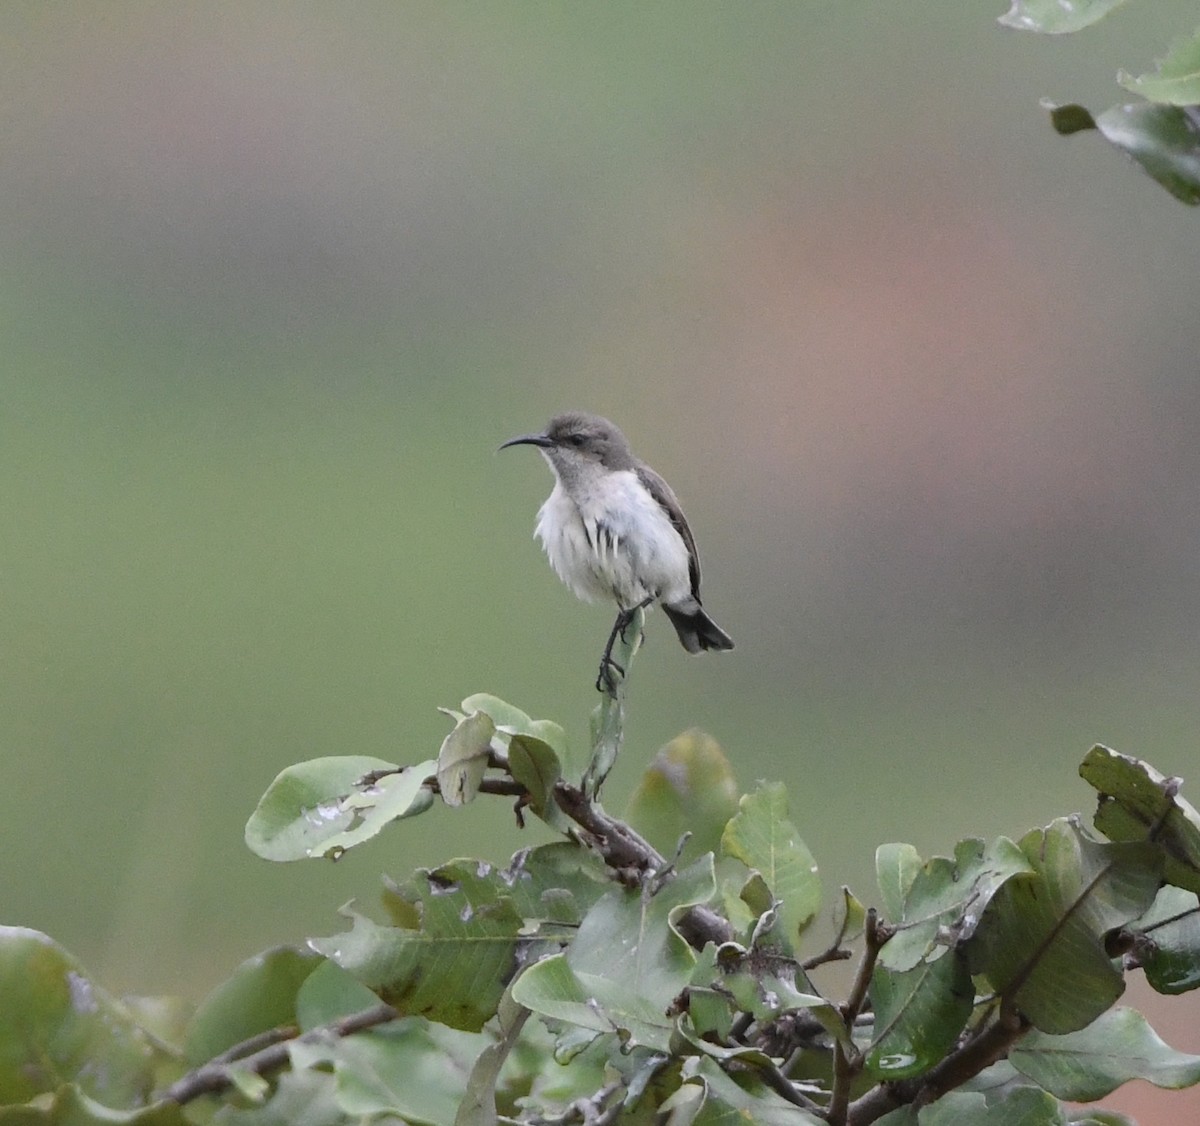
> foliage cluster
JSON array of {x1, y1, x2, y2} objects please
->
[
  {"x1": 1000, "y1": 0, "x2": 1200, "y2": 203},
  {"x1": 3, "y1": 614, "x2": 1199, "y2": 1126}
]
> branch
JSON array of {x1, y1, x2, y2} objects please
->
[
  {"x1": 552, "y1": 779, "x2": 735, "y2": 949},
  {"x1": 827, "y1": 908, "x2": 882, "y2": 1125},
  {"x1": 162, "y1": 1002, "x2": 398, "y2": 1105},
  {"x1": 524, "y1": 1079, "x2": 624, "y2": 1125},
  {"x1": 553, "y1": 780, "x2": 666, "y2": 877}
]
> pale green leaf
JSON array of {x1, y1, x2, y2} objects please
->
[
  {"x1": 291, "y1": 1016, "x2": 485, "y2": 1125},
  {"x1": 834, "y1": 885, "x2": 868, "y2": 944},
  {"x1": 214, "y1": 1067, "x2": 343, "y2": 1126},
  {"x1": 318, "y1": 760, "x2": 436, "y2": 857},
  {"x1": 1011, "y1": 1006, "x2": 1200, "y2": 1100},
  {"x1": 244, "y1": 755, "x2": 436, "y2": 861},
  {"x1": 685, "y1": 1056, "x2": 823, "y2": 1125},
  {"x1": 876, "y1": 842, "x2": 923, "y2": 923},
  {"x1": 488, "y1": 842, "x2": 608, "y2": 928},
  {"x1": 718, "y1": 965, "x2": 848, "y2": 1048},
  {"x1": 459, "y1": 693, "x2": 533, "y2": 732},
  {"x1": 1094, "y1": 104, "x2": 1200, "y2": 206},
  {"x1": 626, "y1": 730, "x2": 740, "y2": 866},
  {"x1": 721, "y1": 782, "x2": 821, "y2": 953},
  {"x1": 1067, "y1": 1110, "x2": 1136, "y2": 1126},
  {"x1": 1119, "y1": 29, "x2": 1200, "y2": 105},
  {"x1": 583, "y1": 607, "x2": 643, "y2": 794},
  {"x1": 914, "y1": 1086, "x2": 1065, "y2": 1124},
  {"x1": 454, "y1": 990, "x2": 529, "y2": 1126},
  {"x1": 512, "y1": 855, "x2": 716, "y2": 1052},
  {"x1": 998, "y1": 0, "x2": 1128, "y2": 35},
  {"x1": 436, "y1": 711, "x2": 494, "y2": 806}
]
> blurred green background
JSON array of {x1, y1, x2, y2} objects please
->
[{"x1": 3, "y1": 3, "x2": 1199, "y2": 1117}]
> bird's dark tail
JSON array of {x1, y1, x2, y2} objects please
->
[{"x1": 662, "y1": 602, "x2": 734, "y2": 654}]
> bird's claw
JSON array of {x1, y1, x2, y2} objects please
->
[{"x1": 596, "y1": 655, "x2": 625, "y2": 696}]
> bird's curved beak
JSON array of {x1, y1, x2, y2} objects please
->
[{"x1": 498, "y1": 432, "x2": 554, "y2": 452}]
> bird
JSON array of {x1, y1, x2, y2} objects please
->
[{"x1": 500, "y1": 411, "x2": 733, "y2": 692}]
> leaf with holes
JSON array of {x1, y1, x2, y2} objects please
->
[
  {"x1": 1081, "y1": 745, "x2": 1200, "y2": 895},
  {"x1": 310, "y1": 861, "x2": 522, "y2": 1032}
]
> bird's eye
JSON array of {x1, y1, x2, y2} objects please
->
[{"x1": 567, "y1": 433, "x2": 585, "y2": 446}]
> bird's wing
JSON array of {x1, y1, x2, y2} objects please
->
[{"x1": 636, "y1": 463, "x2": 701, "y2": 599}]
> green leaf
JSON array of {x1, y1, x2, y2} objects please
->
[
  {"x1": 185, "y1": 945, "x2": 323, "y2": 1064},
  {"x1": 485, "y1": 843, "x2": 609, "y2": 928},
  {"x1": 626, "y1": 730, "x2": 740, "y2": 867},
  {"x1": 876, "y1": 842, "x2": 923, "y2": 923},
  {"x1": 683, "y1": 1056, "x2": 824, "y2": 1125},
  {"x1": 331, "y1": 764, "x2": 436, "y2": 854},
  {"x1": 214, "y1": 1068, "x2": 343, "y2": 1126},
  {"x1": 998, "y1": 0, "x2": 1128, "y2": 34},
  {"x1": 866, "y1": 951, "x2": 974, "y2": 1080},
  {"x1": 1061, "y1": 102, "x2": 1200, "y2": 206},
  {"x1": 908, "y1": 1086, "x2": 1066, "y2": 1124},
  {"x1": 1081, "y1": 746, "x2": 1200, "y2": 894},
  {"x1": 833, "y1": 885, "x2": 868, "y2": 945},
  {"x1": 508, "y1": 953, "x2": 615, "y2": 1036},
  {"x1": 1011, "y1": 1006, "x2": 1200, "y2": 1100},
  {"x1": 311, "y1": 862, "x2": 524, "y2": 1032},
  {"x1": 436, "y1": 711, "x2": 494, "y2": 806},
  {"x1": 0, "y1": 927, "x2": 169, "y2": 1107},
  {"x1": 0, "y1": 1085, "x2": 189, "y2": 1125},
  {"x1": 512, "y1": 855, "x2": 716, "y2": 1052},
  {"x1": 460, "y1": 693, "x2": 533, "y2": 733},
  {"x1": 1132, "y1": 885, "x2": 1200, "y2": 995},
  {"x1": 1119, "y1": 29, "x2": 1200, "y2": 105},
  {"x1": 720, "y1": 782, "x2": 821, "y2": 954},
  {"x1": 508, "y1": 733, "x2": 563, "y2": 825},
  {"x1": 718, "y1": 963, "x2": 848, "y2": 1049},
  {"x1": 879, "y1": 837, "x2": 1033, "y2": 973},
  {"x1": 966, "y1": 818, "x2": 1162, "y2": 1034},
  {"x1": 294, "y1": 959, "x2": 383, "y2": 1029},
  {"x1": 290, "y1": 1016, "x2": 486, "y2": 1125},
  {"x1": 244, "y1": 755, "x2": 436, "y2": 861}
]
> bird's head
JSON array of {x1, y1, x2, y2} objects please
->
[{"x1": 500, "y1": 412, "x2": 636, "y2": 474}]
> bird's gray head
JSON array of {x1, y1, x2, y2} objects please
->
[{"x1": 499, "y1": 412, "x2": 637, "y2": 475}]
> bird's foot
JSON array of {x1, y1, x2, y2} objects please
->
[
  {"x1": 617, "y1": 597, "x2": 654, "y2": 644},
  {"x1": 596, "y1": 655, "x2": 625, "y2": 697}
]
